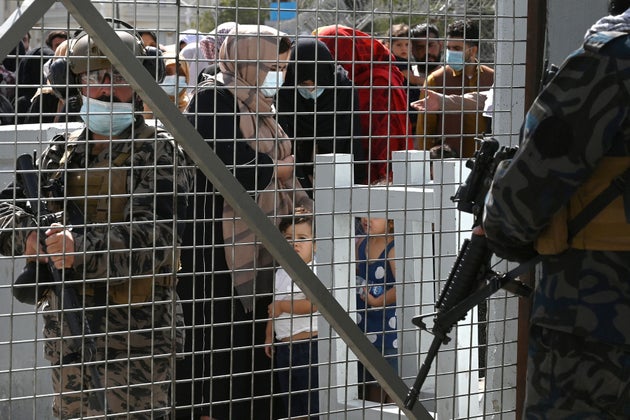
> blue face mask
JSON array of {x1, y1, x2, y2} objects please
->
[
  {"x1": 445, "y1": 49, "x2": 465, "y2": 71},
  {"x1": 298, "y1": 86, "x2": 325, "y2": 101},
  {"x1": 160, "y1": 75, "x2": 188, "y2": 97},
  {"x1": 260, "y1": 71, "x2": 284, "y2": 98},
  {"x1": 79, "y1": 95, "x2": 135, "y2": 136}
]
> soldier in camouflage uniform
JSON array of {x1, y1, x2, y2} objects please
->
[
  {"x1": 483, "y1": 2, "x2": 630, "y2": 418},
  {"x1": 0, "y1": 30, "x2": 192, "y2": 419}
]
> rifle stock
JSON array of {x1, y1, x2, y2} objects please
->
[{"x1": 16, "y1": 153, "x2": 106, "y2": 413}]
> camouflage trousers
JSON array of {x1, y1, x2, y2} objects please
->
[
  {"x1": 50, "y1": 353, "x2": 172, "y2": 419},
  {"x1": 42, "y1": 285, "x2": 185, "y2": 419},
  {"x1": 524, "y1": 325, "x2": 630, "y2": 419}
]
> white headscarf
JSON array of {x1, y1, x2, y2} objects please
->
[{"x1": 585, "y1": 7, "x2": 630, "y2": 39}]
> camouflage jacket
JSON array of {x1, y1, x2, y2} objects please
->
[
  {"x1": 0, "y1": 118, "x2": 193, "y2": 285},
  {"x1": 484, "y1": 31, "x2": 630, "y2": 345}
]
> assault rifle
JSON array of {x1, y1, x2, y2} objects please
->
[
  {"x1": 404, "y1": 137, "x2": 533, "y2": 410},
  {"x1": 16, "y1": 153, "x2": 106, "y2": 413}
]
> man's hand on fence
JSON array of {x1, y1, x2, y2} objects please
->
[{"x1": 410, "y1": 88, "x2": 441, "y2": 112}]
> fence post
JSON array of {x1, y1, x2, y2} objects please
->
[
  {"x1": 314, "y1": 153, "x2": 482, "y2": 419},
  {"x1": 313, "y1": 153, "x2": 358, "y2": 413},
  {"x1": 391, "y1": 150, "x2": 434, "y2": 398}
]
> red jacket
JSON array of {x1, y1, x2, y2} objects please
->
[{"x1": 318, "y1": 25, "x2": 413, "y2": 183}]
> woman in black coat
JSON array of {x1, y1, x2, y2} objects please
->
[
  {"x1": 277, "y1": 38, "x2": 366, "y2": 193},
  {"x1": 176, "y1": 25, "x2": 309, "y2": 420}
]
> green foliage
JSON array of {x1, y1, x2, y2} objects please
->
[
  {"x1": 193, "y1": 0, "x2": 495, "y2": 43},
  {"x1": 196, "y1": 0, "x2": 263, "y2": 33},
  {"x1": 196, "y1": 9, "x2": 215, "y2": 33}
]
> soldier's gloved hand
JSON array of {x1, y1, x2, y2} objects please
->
[
  {"x1": 25, "y1": 231, "x2": 48, "y2": 264},
  {"x1": 44, "y1": 223, "x2": 75, "y2": 270}
]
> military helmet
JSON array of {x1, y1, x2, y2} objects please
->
[{"x1": 68, "y1": 30, "x2": 146, "y2": 75}]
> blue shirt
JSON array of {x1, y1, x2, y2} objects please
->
[{"x1": 356, "y1": 239, "x2": 398, "y2": 352}]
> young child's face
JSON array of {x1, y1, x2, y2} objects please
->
[
  {"x1": 284, "y1": 222, "x2": 315, "y2": 264},
  {"x1": 361, "y1": 217, "x2": 390, "y2": 235},
  {"x1": 390, "y1": 39, "x2": 409, "y2": 59}
]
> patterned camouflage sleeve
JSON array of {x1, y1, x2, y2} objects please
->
[
  {"x1": 71, "y1": 137, "x2": 193, "y2": 280},
  {"x1": 483, "y1": 38, "x2": 630, "y2": 261},
  {"x1": 0, "y1": 186, "x2": 37, "y2": 257},
  {"x1": 0, "y1": 140, "x2": 68, "y2": 256}
]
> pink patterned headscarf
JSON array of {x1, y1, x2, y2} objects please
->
[{"x1": 199, "y1": 21, "x2": 238, "y2": 60}]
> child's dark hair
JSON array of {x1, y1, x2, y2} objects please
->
[
  {"x1": 279, "y1": 207, "x2": 314, "y2": 235},
  {"x1": 387, "y1": 23, "x2": 410, "y2": 40}
]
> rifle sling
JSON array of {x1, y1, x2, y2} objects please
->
[
  {"x1": 504, "y1": 167, "x2": 630, "y2": 289},
  {"x1": 567, "y1": 166, "x2": 630, "y2": 239}
]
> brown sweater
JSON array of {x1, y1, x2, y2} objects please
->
[{"x1": 416, "y1": 64, "x2": 494, "y2": 157}]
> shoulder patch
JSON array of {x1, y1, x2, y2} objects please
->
[{"x1": 584, "y1": 31, "x2": 629, "y2": 53}]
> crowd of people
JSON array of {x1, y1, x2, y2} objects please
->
[
  {"x1": 0, "y1": 15, "x2": 515, "y2": 420},
  {"x1": 1, "y1": 19, "x2": 493, "y2": 158}
]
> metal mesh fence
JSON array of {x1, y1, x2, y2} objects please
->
[{"x1": 0, "y1": 1, "x2": 531, "y2": 419}]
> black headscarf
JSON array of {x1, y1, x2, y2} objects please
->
[
  {"x1": 277, "y1": 38, "x2": 365, "y2": 188},
  {"x1": 2, "y1": 42, "x2": 25, "y2": 73},
  {"x1": 17, "y1": 46, "x2": 54, "y2": 102}
]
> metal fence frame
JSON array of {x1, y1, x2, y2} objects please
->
[{"x1": 0, "y1": 1, "x2": 541, "y2": 418}]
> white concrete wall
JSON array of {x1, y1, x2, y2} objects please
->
[
  {"x1": 0, "y1": 123, "x2": 81, "y2": 420},
  {"x1": 547, "y1": 0, "x2": 609, "y2": 67}
]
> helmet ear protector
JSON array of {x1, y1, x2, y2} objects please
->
[{"x1": 48, "y1": 18, "x2": 165, "y2": 102}]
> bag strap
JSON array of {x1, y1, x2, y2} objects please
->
[
  {"x1": 503, "y1": 166, "x2": 630, "y2": 294},
  {"x1": 567, "y1": 166, "x2": 630, "y2": 240}
]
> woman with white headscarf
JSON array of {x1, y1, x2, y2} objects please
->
[{"x1": 179, "y1": 21, "x2": 237, "y2": 92}]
